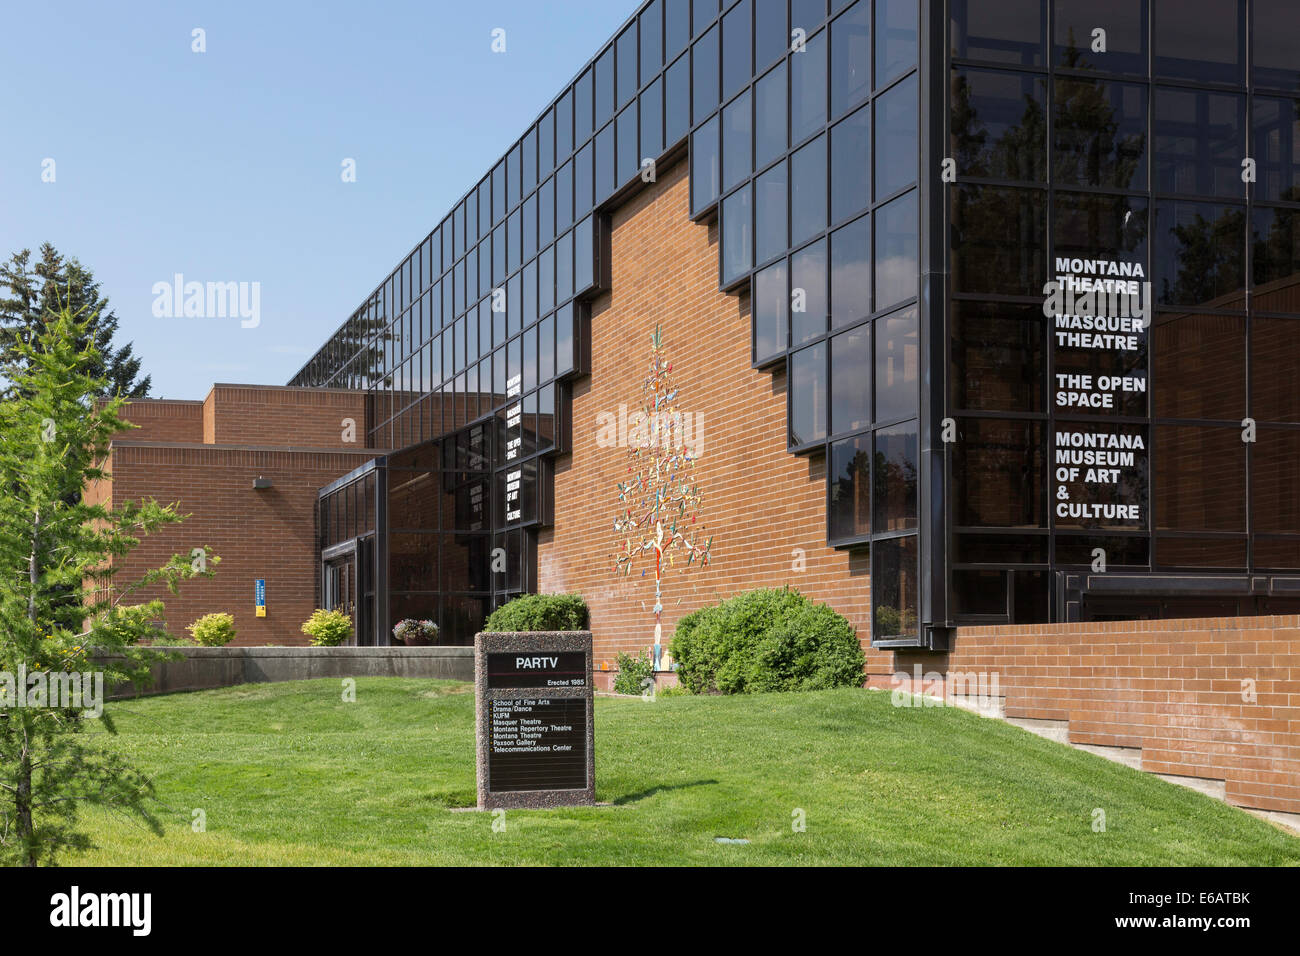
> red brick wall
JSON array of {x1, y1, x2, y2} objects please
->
[
  {"x1": 538, "y1": 159, "x2": 889, "y2": 673},
  {"x1": 103, "y1": 442, "x2": 376, "y2": 646},
  {"x1": 115, "y1": 399, "x2": 204, "y2": 443},
  {"x1": 873, "y1": 617, "x2": 1300, "y2": 815},
  {"x1": 204, "y1": 385, "x2": 367, "y2": 448}
]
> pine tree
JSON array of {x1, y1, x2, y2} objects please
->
[
  {"x1": 0, "y1": 244, "x2": 151, "y2": 398},
  {"x1": 0, "y1": 305, "x2": 215, "y2": 865},
  {"x1": 612, "y1": 326, "x2": 711, "y2": 670}
]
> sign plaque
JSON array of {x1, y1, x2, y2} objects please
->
[{"x1": 474, "y1": 631, "x2": 595, "y2": 810}]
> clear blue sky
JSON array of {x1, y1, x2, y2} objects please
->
[{"x1": 0, "y1": 0, "x2": 638, "y2": 398}]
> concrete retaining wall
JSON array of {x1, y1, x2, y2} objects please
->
[{"x1": 108, "y1": 646, "x2": 474, "y2": 697}]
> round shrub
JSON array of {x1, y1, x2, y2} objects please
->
[
  {"x1": 301, "y1": 608, "x2": 352, "y2": 647},
  {"x1": 483, "y1": 593, "x2": 589, "y2": 632},
  {"x1": 186, "y1": 612, "x2": 237, "y2": 647},
  {"x1": 669, "y1": 588, "x2": 864, "y2": 695},
  {"x1": 612, "y1": 649, "x2": 655, "y2": 695}
]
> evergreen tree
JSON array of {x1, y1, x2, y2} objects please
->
[
  {"x1": 0, "y1": 306, "x2": 215, "y2": 865},
  {"x1": 0, "y1": 244, "x2": 151, "y2": 398}
]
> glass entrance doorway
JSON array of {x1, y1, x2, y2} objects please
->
[{"x1": 323, "y1": 551, "x2": 358, "y2": 645}]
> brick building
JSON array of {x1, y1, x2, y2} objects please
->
[
  {"x1": 90, "y1": 387, "x2": 383, "y2": 646},
  {"x1": 96, "y1": 1, "x2": 1300, "y2": 814}
]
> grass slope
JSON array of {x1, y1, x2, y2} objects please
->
[{"x1": 71, "y1": 679, "x2": 1300, "y2": 866}]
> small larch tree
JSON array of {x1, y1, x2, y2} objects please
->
[
  {"x1": 0, "y1": 304, "x2": 215, "y2": 866},
  {"x1": 611, "y1": 326, "x2": 712, "y2": 670}
]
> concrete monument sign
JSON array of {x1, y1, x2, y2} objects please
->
[{"x1": 474, "y1": 630, "x2": 595, "y2": 810}]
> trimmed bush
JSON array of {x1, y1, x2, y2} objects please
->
[
  {"x1": 669, "y1": 588, "x2": 864, "y2": 695},
  {"x1": 301, "y1": 608, "x2": 352, "y2": 647},
  {"x1": 613, "y1": 649, "x2": 655, "y2": 695},
  {"x1": 483, "y1": 593, "x2": 589, "y2": 632},
  {"x1": 187, "y1": 612, "x2": 237, "y2": 647}
]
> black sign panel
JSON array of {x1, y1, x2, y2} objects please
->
[
  {"x1": 487, "y1": 651, "x2": 588, "y2": 688},
  {"x1": 487, "y1": 697, "x2": 588, "y2": 792}
]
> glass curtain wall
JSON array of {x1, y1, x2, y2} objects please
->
[{"x1": 947, "y1": 0, "x2": 1300, "y2": 623}]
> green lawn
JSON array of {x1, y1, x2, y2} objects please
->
[{"x1": 71, "y1": 679, "x2": 1300, "y2": 866}]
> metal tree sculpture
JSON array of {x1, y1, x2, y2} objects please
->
[{"x1": 612, "y1": 325, "x2": 712, "y2": 670}]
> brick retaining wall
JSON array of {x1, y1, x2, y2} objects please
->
[{"x1": 875, "y1": 616, "x2": 1300, "y2": 815}]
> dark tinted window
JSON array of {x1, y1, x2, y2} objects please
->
[
  {"x1": 756, "y1": 0, "x2": 788, "y2": 69},
  {"x1": 665, "y1": 53, "x2": 691, "y2": 144},
  {"x1": 756, "y1": 160, "x2": 788, "y2": 264},
  {"x1": 1155, "y1": 425, "x2": 1245, "y2": 531},
  {"x1": 828, "y1": 434, "x2": 871, "y2": 541},
  {"x1": 950, "y1": 0, "x2": 1045, "y2": 67},
  {"x1": 556, "y1": 90, "x2": 574, "y2": 160},
  {"x1": 876, "y1": 72, "x2": 917, "y2": 196},
  {"x1": 1252, "y1": 431, "x2": 1300, "y2": 531},
  {"x1": 722, "y1": 184, "x2": 754, "y2": 284},
  {"x1": 695, "y1": 0, "x2": 720, "y2": 34},
  {"x1": 691, "y1": 114, "x2": 721, "y2": 214},
  {"x1": 1153, "y1": 200, "x2": 1246, "y2": 308},
  {"x1": 951, "y1": 185, "x2": 1045, "y2": 296},
  {"x1": 791, "y1": 0, "x2": 827, "y2": 33},
  {"x1": 830, "y1": 213, "x2": 871, "y2": 327},
  {"x1": 874, "y1": 422, "x2": 918, "y2": 532},
  {"x1": 595, "y1": 123, "x2": 615, "y2": 202},
  {"x1": 951, "y1": 68, "x2": 1046, "y2": 182},
  {"x1": 830, "y1": 0, "x2": 871, "y2": 119},
  {"x1": 950, "y1": 301, "x2": 1045, "y2": 413},
  {"x1": 754, "y1": 259, "x2": 788, "y2": 361},
  {"x1": 1153, "y1": 0, "x2": 1244, "y2": 86},
  {"x1": 755, "y1": 63, "x2": 788, "y2": 168},
  {"x1": 791, "y1": 238, "x2": 829, "y2": 344},
  {"x1": 1152, "y1": 313, "x2": 1244, "y2": 420},
  {"x1": 1154, "y1": 89, "x2": 1244, "y2": 198},
  {"x1": 575, "y1": 70, "x2": 593, "y2": 141},
  {"x1": 876, "y1": 0, "x2": 918, "y2": 87},
  {"x1": 791, "y1": 28, "x2": 828, "y2": 143},
  {"x1": 791, "y1": 341, "x2": 828, "y2": 445},
  {"x1": 666, "y1": 0, "x2": 691, "y2": 56},
  {"x1": 831, "y1": 324, "x2": 871, "y2": 432},
  {"x1": 875, "y1": 189, "x2": 918, "y2": 310},
  {"x1": 617, "y1": 105, "x2": 638, "y2": 187},
  {"x1": 831, "y1": 103, "x2": 870, "y2": 223},
  {"x1": 595, "y1": 47, "x2": 615, "y2": 125},
  {"x1": 1254, "y1": 0, "x2": 1300, "y2": 92},
  {"x1": 875, "y1": 304, "x2": 918, "y2": 423},
  {"x1": 953, "y1": 418, "x2": 1046, "y2": 527},
  {"x1": 1253, "y1": 318, "x2": 1300, "y2": 421},
  {"x1": 1053, "y1": 191, "x2": 1147, "y2": 266},
  {"x1": 873, "y1": 534, "x2": 918, "y2": 638},
  {"x1": 641, "y1": 78, "x2": 664, "y2": 161},
  {"x1": 722, "y1": 0, "x2": 753, "y2": 99},
  {"x1": 693, "y1": 24, "x2": 720, "y2": 121},
  {"x1": 617, "y1": 25, "x2": 638, "y2": 109},
  {"x1": 1053, "y1": 0, "x2": 1147, "y2": 75},
  {"x1": 723, "y1": 91, "x2": 752, "y2": 190},
  {"x1": 1054, "y1": 78, "x2": 1147, "y2": 189},
  {"x1": 1252, "y1": 207, "x2": 1300, "y2": 304},
  {"x1": 791, "y1": 134, "x2": 827, "y2": 244},
  {"x1": 555, "y1": 161, "x2": 573, "y2": 231},
  {"x1": 641, "y1": 0, "x2": 663, "y2": 84},
  {"x1": 1253, "y1": 97, "x2": 1300, "y2": 203}
]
